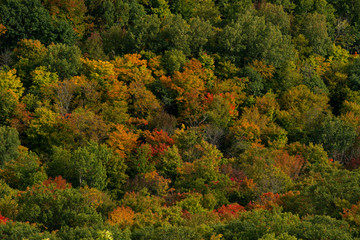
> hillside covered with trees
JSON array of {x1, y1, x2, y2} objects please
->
[{"x1": 2, "y1": 0, "x2": 360, "y2": 239}]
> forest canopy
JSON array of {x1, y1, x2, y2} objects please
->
[{"x1": 2, "y1": 0, "x2": 360, "y2": 239}]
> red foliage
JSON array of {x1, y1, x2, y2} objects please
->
[
  {"x1": 0, "y1": 213, "x2": 9, "y2": 224},
  {"x1": 182, "y1": 209, "x2": 192, "y2": 219},
  {"x1": 214, "y1": 203, "x2": 245, "y2": 221},
  {"x1": 144, "y1": 129, "x2": 174, "y2": 157},
  {"x1": 205, "y1": 93, "x2": 214, "y2": 104},
  {"x1": 43, "y1": 176, "x2": 72, "y2": 190}
]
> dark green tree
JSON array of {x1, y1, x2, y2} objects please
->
[
  {"x1": 43, "y1": 43, "x2": 82, "y2": 79},
  {"x1": 311, "y1": 116, "x2": 356, "y2": 160},
  {"x1": 217, "y1": 10, "x2": 295, "y2": 67},
  {"x1": 0, "y1": 0, "x2": 75, "y2": 48},
  {"x1": 0, "y1": 126, "x2": 20, "y2": 166}
]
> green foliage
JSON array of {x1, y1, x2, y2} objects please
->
[
  {"x1": 311, "y1": 116, "x2": 356, "y2": 159},
  {"x1": 0, "y1": 0, "x2": 75, "y2": 48},
  {"x1": 218, "y1": 10, "x2": 295, "y2": 67},
  {"x1": 162, "y1": 49, "x2": 186, "y2": 74},
  {"x1": 0, "y1": 126, "x2": 20, "y2": 166},
  {"x1": 0, "y1": 221, "x2": 58, "y2": 240},
  {"x1": 213, "y1": 208, "x2": 354, "y2": 240},
  {"x1": 0, "y1": 146, "x2": 47, "y2": 190},
  {"x1": 277, "y1": 85, "x2": 330, "y2": 142},
  {"x1": 131, "y1": 225, "x2": 203, "y2": 240},
  {"x1": 48, "y1": 141, "x2": 111, "y2": 190},
  {"x1": 296, "y1": 167, "x2": 360, "y2": 218},
  {"x1": 56, "y1": 226, "x2": 131, "y2": 240},
  {"x1": 0, "y1": 1, "x2": 360, "y2": 238},
  {"x1": 0, "y1": 179, "x2": 18, "y2": 219},
  {"x1": 16, "y1": 181, "x2": 103, "y2": 231},
  {"x1": 44, "y1": 43, "x2": 82, "y2": 80},
  {"x1": 296, "y1": 13, "x2": 332, "y2": 56}
]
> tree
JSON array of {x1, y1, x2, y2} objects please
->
[
  {"x1": 0, "y1": 68, "x2": 24, "y2": 98},
  {"x1": 48, "y1": 141, "x2": 110, "y2": 190},
  {"x1": 67, "y1": 108, "x2": 110, "y2": 146},
  {"x1": 157, "y1": 14, "x2": 191, "y2": 55},
  {"x1": 0, "y1": 126, "x2": 20, "y2": 166},
  {"x1": 0, "y1": 146, "x2": 47, "y2": 190},
  {"x1": 188, "y1": 17, "x2": 214, "y2": 55},
  {"x1": 162, "y1": 49, "x2": 186, "y2": 74},
  {"x1": 257, "y1": 3, "x2": 291, "y2": 35},
  {"x1": 311, "y1": 116, "x2": 356, "y2": 161},
  {"x1": 43, "y1": 43, "x2": 82, "y2": 80},
  {"x1": 42, "y1": 0, "x2": 88, "y2": 38},
  {"x1": 215, "y1": 0, "x2": 252, "y2": 24},
  {"x1": 0, "y1": 0, "x2": 75, "y2": 48},
  {"x1": 16, "y1": 179, "x2": 103, "y2": 231},
  {"x1": 217, "y1": 10, "x2": 295, "y2": 67},
  {"x1": 277, "y1": 85, "x2": 330, "y2": 143},
  {"x1": 126, "y1": 14, "x2": 162, "y2": 53},
  {"x1": 0, "y1": 221, "x2": 57, "y2": 240},
  {"x1": 108, "y1": 124, "x2": 139, "y2": 159},
  {"x1": 296, "y1": 13, "x2": 332, "y2": 56},
  {"x1": 13, "y1": 39, "x2": 47, "y2": 86}
]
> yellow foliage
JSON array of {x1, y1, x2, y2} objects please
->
[
  {"x1": 308, "y1": 55, "x2": 331, "y2": 77},
  {"x1": 210, "y1": 234, "x2": 223, "y2": 240},
  {"x1": 250, "y1": 59, "x2": 275, "y2": 80},
  {"x1": 81, "y1": 58, "x2": 117, "y2": 91},
  {"x1": 0, "y1": 69, "x2": 24, "y2": 98},
  {"x1": 112, "y1": 54, "x2": 155, "y2": 85}
]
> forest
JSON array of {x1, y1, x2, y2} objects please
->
[{"x1": 1, "y1": 0, "x2": 360, "y2": 239}]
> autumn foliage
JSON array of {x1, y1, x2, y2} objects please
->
[{"x1": 1, "y1": 0, "x2": 360, "y2": 239}]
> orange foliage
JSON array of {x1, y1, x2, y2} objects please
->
[
  {"x1": 240, "y1": 177, "x2": 257, "y2": 190},
  {"x1": 230, "y1": 119, "x2": 261, "y2": 142},
  {"x1": 43, "y1": 176, "x2": 72, "y2": 190},
  {"x1": 0, "y1": 24, "x2": 6, "y2": 35},
  {"x1": 274, "y1": 151, "x2": 304, "y2": 179},
  {"x1": 162, "y1": 59, "x2": 206, "y2": 96},
  {"x1": 13, "y1": 39, "x2": 47, "y2": 60},
  {"x1": 342, "y1": 201, "x2": 360, "y2": 226},
  {"x1": 127, "y1": 117, "x2": 149, "y2": 126},
  {"x1": 107, "y1": 80, "x2": 129, "y2": 102},
  {"x1": 148, "y1": 56, "x2": 166, "y2": 77},
  {"x1": 108, "y1": 206, "x2": 135, "y2": 228},
  {"x1": 108, "y1": 124, "x2": 138, "y2": 158}
]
